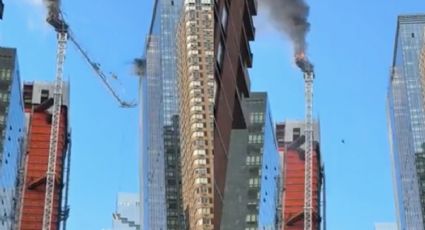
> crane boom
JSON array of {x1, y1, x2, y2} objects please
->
[
  {"x1": 42, "y1": 30, "x2": 67, "y2": 230},
  {"x1": 303, "y1": 71, "x2": 314, "y2": 230},
  {"x1": 68, "y1": 34, "x2": 136, "y2": 108}
]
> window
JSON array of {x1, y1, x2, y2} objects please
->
[
  {"x1": 195, "y1": 177, "x2": 208, "y2": 184},
  {"x1": 248, "y1": 177, "x2": 259, "y2": 187},
  {"x1": 193, "y1": 149, "x2": 206, "y2": 156},
  {"x1": 245, "y1": 214, "x2": 257, "y2": 223},
  {"x1": 293, "y1": 128, "x2": 301, "y2": 140},
  {"x1": 246, "y1": 156, "x2": 261, "y2": 165},
  {"x1": 194, "y1": 159, "x2": 206, "y2": 165},
  {"x1": 248, "y1": 134, "x2": 263, "y2": 144},
  {"x1": 250, "y1": 112, "x2": 264, "y2": 123}
]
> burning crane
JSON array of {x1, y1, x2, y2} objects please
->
[
  {"x1": 263, "y1": 0, "x2": 318, "y2": 230},
  {"x1": 296, "y1": 52, "x2": 315, "y2": 230}
]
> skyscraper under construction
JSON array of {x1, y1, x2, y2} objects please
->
[
  {"x1": 18, "y1": 82, "x2": 71, "y2": 230},
  {"x1": 276, "y1": 121, "x2": 323, "y2": 230},
  {"x1": 177, "y1": 0, "x2": 214, "y2": 228}
]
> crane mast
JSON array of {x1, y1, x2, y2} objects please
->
[
  {"x1": 303, "y1": 71, "x2": 314, "y2": 230},
  {"x1": 296, "y1": 54, "x2": 315, "y2": 230},
  {"x1": 42, "y1": 21, "x2": 68, "y2": 230}
]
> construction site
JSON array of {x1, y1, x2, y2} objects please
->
[{"x1": 4, "y1": 0, "x2": 139, "y2": 229}]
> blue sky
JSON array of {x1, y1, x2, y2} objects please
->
[{"x1": 0, "y1": 0, "x2": 424, "y2": 229}]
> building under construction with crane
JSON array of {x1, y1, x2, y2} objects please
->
[
  {"x1": 276, "y1": 121, "x2": 324, "y2": 230},
  {"x1": 14, "y1": 0, "x2": 136, "y2": 229},
  {"x1": 17, "y1": 82, "x2": 71, "y2": 230}
]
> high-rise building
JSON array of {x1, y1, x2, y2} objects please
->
[
  {"x1": 0, "y1": 47, "x2": 25, "y2": 229},
  {"x1": 112, "y1": 193, "x2": 141, "y2": 230},
  {"x1": 374, "y1": 223, "x2": 397, "y2": 230},
  {"x1": 140, "y1": 0, "x2": 185, "y2": 229},
  {"x1": 387, "y1": 14, "x2": 425, "y2": 230},
  {"x1": 416, "y1": 143, "x2": 425, "y2": 223},
  {"x1": 276, "y1": 121, "x2": 322, "y2": 230},
  {"x1": 177, "y1": 0, "x2": 214, "y2": 229},
  {"x1": 214, "y1": 0, "x2": 257, "y2": 227},
  {"x1": 419, "y1": 33, "x2": 425, "y2": 224},
  {"x1": 221, "y1": 92, "x2": 281, "y2": 230},
  {"x1": 18, "y1": 82, "x2": 70, "y2": 230},
  {"x1": 0, "y1": 0, "x2": 4, "y2": 20}
]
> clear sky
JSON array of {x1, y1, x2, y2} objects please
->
[{"x1": 0, "y1": 0, "x2": 424, "y2": 229}]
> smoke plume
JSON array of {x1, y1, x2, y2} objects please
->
[
  {"x1": 43, "y1": 0, "x2": 60, "y2": 18},
  {"x1": 263, "y1": 0, "x2": 310, "y2": 55},
  {"x1": 134, "y1": 58, "x2": 146, "y2": 76}
]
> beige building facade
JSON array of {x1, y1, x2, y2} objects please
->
[{"x1": 177, "y1": 0, "x2": 215, "y2": 229}]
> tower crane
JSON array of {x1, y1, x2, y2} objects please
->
[
  {"x1": 296, "y1": 55, "x2": 314, "y2": 230},
  {"x1": 42, "y1": 7, "x2": 68, "y2": 230},
  {"x1": 41, "y1": 1, "x2": 136, "y2": 229}
]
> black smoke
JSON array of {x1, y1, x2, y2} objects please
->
[
  {"x1": 263, "y1": 0, "x2": 311, "y2": 55},
  {"x1": 43, "y1": 0, "x2": 60, "y2": 18}
]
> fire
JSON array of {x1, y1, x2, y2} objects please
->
[
  {"x1": 295, "y1": 52, "x2": 314, "y2": 73},
  {"x1": 295, "y1": 52, "x2": 306, "y2": 61}
]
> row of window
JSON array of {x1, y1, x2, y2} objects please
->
[
  {"x1": 250, "y1": 112, "x2": 264, "y2": 124},
  {"x1": 0, "y1": 69, "x2": 11, "y2": 81},
  {"x1": 248, "y1": 134, "x2": 263, "y2": 144},
  {"x1": 246, "y1": 155, "x2": 261, "y2": 166}
]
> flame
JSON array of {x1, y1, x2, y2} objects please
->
[
  {"x1": 294, "y1": 51, "x2": 313, "y2": 73},
  {"x1": 295, "y1": 52, "x2": 306, "y2": 61}
]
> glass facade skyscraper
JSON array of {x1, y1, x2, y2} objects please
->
[
  {"x1": 112, "y1": 193, "x2": 141, "y2": 230},
  {"x1": 140, "y1": 0, "x2": 184, "y2": 229},
  {"x1": 0, "y1": 47, "x2": 25, "y2": 229},
  {"x1": 387, "y1": 15, "x2": 425, "y2": 230},
  {"x1": 221, "y1": 93, "x2": 281, "y2": 230}
]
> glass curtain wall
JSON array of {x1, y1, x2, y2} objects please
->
[
  {"x1": 387, "y1": 15, "x2": 425, "y2": 230},
  {"x1": 140, "y1": 0, "x2": 184, "y2": 229}
]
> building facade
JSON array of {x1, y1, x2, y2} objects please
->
[
  {"x1": 140, "y1": 0, "x2": 185, "y2": 229},
  {"x1": 19, "y1": 82, "x2": 70, "y2": 230},
  {"x1": 214, "y1": 0, "x2": 257, "y2": 227},
  {"x1": 221, "y1": 92, "x2": 281, "y2": 230},
  {"x1": 374, "y1": 223, "x2": 397, "y2": 230},
  {"x1": 177, "y1": 0, "x2": 214, "y2": 229},
  {"x1": 0, "y1": 0, "x2": 3, "y2": 20},
  {"x1": 387, "y1": 14, "x2": 425, "y2": 230},
  {"x1": 112, "y1": 193, "x2": 141, "y2": 230},
  {"x1": 416, "y1": 143, "x2": 425, "y2": 223},
  {"x1": 0, "y1": 47, "x2": 25, "y2": 229},
  {"x1": 276, "y1": 121, "x2": 322, "y2": 230}
]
